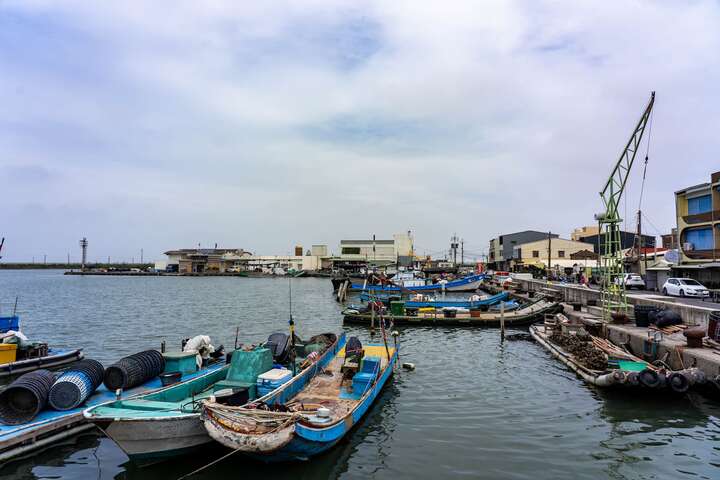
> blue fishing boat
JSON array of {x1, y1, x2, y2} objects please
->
[
  {"x1": 202, "y1": 333, "x2": 398, "y2": 461},
  {"x1": 349, "y1": 273, "x2": 486, "y2": 292},
  {"x1": 489, "y1": 300, "x2": 521, "y2": 311},
  {"x1": 404, "y1": 291, "x2": 509, "y2": 309},
  {"x1": 358, "y1": 292, "x2": 402, "y2": 303}
]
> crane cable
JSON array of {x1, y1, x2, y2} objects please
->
[
  {"x1": 634, "y1": 107, "x2": 654, "y2": 256},
  {"x1": 638, "y1": 107, "x2": 655, "y2": 211}
]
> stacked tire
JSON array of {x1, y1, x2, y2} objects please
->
[
  {"x1": 49, "y1": 359, "x2": 105, "y2": 411},
  {"x1": 104, "y1": 350, "x2": 165, "y2": 390},
  {"x1": 0, "y1": 370, "x2": 56, "y2": 424}
]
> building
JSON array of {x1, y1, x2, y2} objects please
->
[
  {"x1": 164, "y1": 245, "x2": 333, "y2": 273},
  {"x1": 575, "y1": 231, "x2": 656, "y2": 254},
  {"x1": 571, "y1": 226, "x2": 600, "y2": 241},
  {"x1": 673, "y1": 170, "x2": 720, "y2": 286},
  {"x1": 662, "y1": 229, "x2": 678, "y2": 250},
  {"x1": 336, "y1": 232, "x2": 414, "y2": 269},
  {"x1": 164, "y1": 248, "x2": 252, "y2": 273},
  {"x1": 511, "y1": 237, "x2": 595, "y2": 271},
  {"x1": 489, "y1": 231, "x2": 558, "y2": 271}
]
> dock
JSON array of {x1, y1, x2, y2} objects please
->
[{"x1": 0, "y1": 361, "x2": 225, "y2": 462}]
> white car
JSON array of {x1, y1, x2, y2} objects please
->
[
  {"x1": 615, "y1": 273, "x2": 645, "y2": 290},
  {"x1": 662, "y1": 278, "x2": 710, "y2": 298}
]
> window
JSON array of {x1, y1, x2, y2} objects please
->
[
  {"x1": 532, "y1": 250, "x2": 539, "y2": 258},
  {"x1": 558, "y1": 250, "x2": 565, "y2": 258},
  {"x1": 341, "y1": 247, "x2": 361, "y2": 255},
  {"x1": 685, "y1": 227, "x2": 713, "y2": 250},
  {"x1": 679, "y1": 279, "x2": 701, "y2": 286},
  {"x1": 688, "y1": 194, "x2": 712, "y2": 215}
]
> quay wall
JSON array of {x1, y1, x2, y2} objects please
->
[{"x1": 517, "y1": 279, "x2": 716, "y2": 327}]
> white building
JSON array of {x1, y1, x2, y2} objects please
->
[{"x1": 338, "y1": 232, "x2": 414, "y2": 267}]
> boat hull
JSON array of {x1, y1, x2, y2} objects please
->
[{"x1": 104, "y1": 415, "x2": 211, "y2": 462}]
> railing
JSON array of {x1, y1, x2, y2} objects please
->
[{"x1": 682, "y1": 210, "x2": 720, "y2": 224}]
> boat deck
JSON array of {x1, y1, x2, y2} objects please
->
[{"x1": 293, "y1": 345, "x2": 393, "y2": 424}]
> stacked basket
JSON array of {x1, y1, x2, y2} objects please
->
[
  {"x1": 0, "y1": 369, "x2": 56, "y2": 424},
  {"x1": 103, "y1": 350, "x2": 165, "y2": 390},
  {"x1": 48, "y1": 359, "x2": 105, "y2": 411}
]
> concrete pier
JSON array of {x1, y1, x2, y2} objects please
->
[{"x1": 518, "y1": 278, "x2": 717, "y2": 327}]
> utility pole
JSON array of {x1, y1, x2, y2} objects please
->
[
  {"x1": 67, "y1": 253, "x2": 70, "y2": 265},
  {"x1": 140, "y1": 248, "x2": 144, "y2": 264},
  {"x1": 79, "y1": 237, "x2": 88, "y2": 271},
  {"x1": 547, "y1": 231, "x2": 552, "y2": 280},
  {"x1": 461, "y1": 239, "x2": 464, "y2": 266}
]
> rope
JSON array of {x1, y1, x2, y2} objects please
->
[{"x1": 176, "y1": 444, "x2": 246, "y2": 480}]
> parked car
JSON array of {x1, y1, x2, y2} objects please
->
[
  {"x1": 614, "y1": 273, "x2": 646, "y2": 290},
  {"x1": 662, "y1": 278, "x2": 710, "y2": 298}
]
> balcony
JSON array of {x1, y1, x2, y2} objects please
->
[
  {"x1": 682, "y1": 210, "x2": 720, "y2": 225},
  {"x1": 683, "y1": 249, "x2": 720, "y2": 260}
]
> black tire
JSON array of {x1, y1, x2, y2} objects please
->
[
  {"x1": 663, "y1": 288, "x2": 668, "y2": 296},
  {"x1": 680, "y1": 290, "x2": 685, "y2": 297}
]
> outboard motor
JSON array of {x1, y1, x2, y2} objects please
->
[{"x1": 266, "y1": 332, "x2": 292, "y2": 364}]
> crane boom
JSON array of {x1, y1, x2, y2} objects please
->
[
  {"x1": 597, "y1": 92, "x2": 655, "y2": 223},
  {"x1": 596, "y1": 92, "x2": 655, "y2": 323}
]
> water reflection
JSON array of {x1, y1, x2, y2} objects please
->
[{"x1": 595, "y1": 389, "x2": 720, "y2": 479}]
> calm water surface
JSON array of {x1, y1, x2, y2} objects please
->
[{"x1": 1, "y1": 270, "x2": 719, "y2": 480}]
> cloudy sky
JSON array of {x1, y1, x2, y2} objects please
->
[{"x1": 1, "y1": 1, "x2": 718, "y2": 263}]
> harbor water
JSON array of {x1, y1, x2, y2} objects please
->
[{"x1": 1, "y1": 270, "x2": 719, "y2": 480}]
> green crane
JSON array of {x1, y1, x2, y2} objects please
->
[{"x1": 595, "y1": 91, "x2": 655, "y2": 322}]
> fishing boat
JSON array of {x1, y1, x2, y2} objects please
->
[
  {"x1": 404, "y1": 291, "x2": 509, "y2": 309},
  {"x1": 203, "y1": 333, "x2": 396, "y2": 462},
  {"x1": 530, "y1": 320, "x2": 703, "y2": 395},
  {"x1": 84, "y1": 333, "x2": 340, "y2": 464},
  {"x1": 358, "y1": 292, "x2": 403, "y2": 303},
  {"x1": 342, "y1": 297, "x2": 561, "y2": 327},
  {"x1": 0, "y1": 313, "x2": 83, "y2": 378},
  {"x1": 349, "y1": 273, "x2": 486, "y2": 293}
]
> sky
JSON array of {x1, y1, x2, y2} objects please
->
[{"x1": 1, "y1": 0, "x2": 719, "y2": 263}]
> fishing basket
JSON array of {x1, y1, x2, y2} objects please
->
[{"x1": 0, "y1": 369, "x2": 55, "y2": 424}]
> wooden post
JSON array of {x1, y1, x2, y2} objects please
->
[{"x1": 500, "y1": 301, "x2": 505, "y2": 341}]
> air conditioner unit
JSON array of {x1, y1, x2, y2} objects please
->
[{"x1": 683, "y1": 242, "x2": 694, "y2": 251}]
